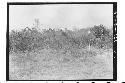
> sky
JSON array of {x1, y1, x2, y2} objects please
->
[{"x1": 9, "y1": 4, "x2": 113, "y2": 30}]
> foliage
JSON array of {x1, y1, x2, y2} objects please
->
[{"x1": 9, "y1": 25, "x2": 113, "y2": 53}]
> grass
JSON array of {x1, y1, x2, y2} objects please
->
[
  {"x1": 9, "y1": 25, "x2": 113, "y2": 80},
  {"x1": 9, "y1": 47, "x2": 113, "y2": 80}
]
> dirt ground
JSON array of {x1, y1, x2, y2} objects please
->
[{"x1": 9, "y1": 48, "x2": 113, "y2": 80}]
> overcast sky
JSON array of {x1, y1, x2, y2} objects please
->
[{"x1": 9, "y1": 4, "x2": 113, "y2": 30}]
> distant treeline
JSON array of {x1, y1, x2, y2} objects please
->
[{"x1": 9, "y1": 24, "x2": 113, "y2": 53}]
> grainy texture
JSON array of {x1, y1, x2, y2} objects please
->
[{"x1": 9, "y1": 48, "x2": 113, "y2": 80}]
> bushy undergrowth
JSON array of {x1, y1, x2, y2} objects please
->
[{"x1": 9, "y1": 25, "x2": 113, "y2": 53}]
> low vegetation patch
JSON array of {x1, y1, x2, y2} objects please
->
[{"x1": 9, "y1": 24, "x2": 113, "y2": 80}]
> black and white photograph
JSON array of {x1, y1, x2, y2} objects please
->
[{"x1": 7, "y1": 2, "x2": 117, "y2": 81}]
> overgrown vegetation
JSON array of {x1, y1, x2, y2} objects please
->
[{"x1": 9, "y1": 24, "x2": 113, "y2": 53}]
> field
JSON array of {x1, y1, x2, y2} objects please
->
[
  {"x1": 9, "y1": 47, "x2": 113, "y2": 80},
  {"x1": 9, "y1": 25, "x2": 113, "y2": 80}
]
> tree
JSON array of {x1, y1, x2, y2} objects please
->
[
  {"x1": 89, "y1": 25, "x2": 112, "y2": 49},
  {"x1": 90, "y1": 25, "x2": 108, "y2": 39}
]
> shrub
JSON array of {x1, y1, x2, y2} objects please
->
[{"x1": 9, "y1": 25, "x2": 113, "y2": 53}]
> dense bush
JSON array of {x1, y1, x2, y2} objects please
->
[{"x1": 9, "y1": 25, "x2": 113, "y2": 53}]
